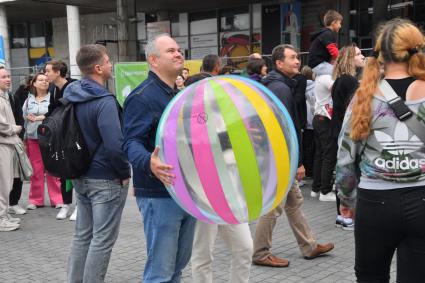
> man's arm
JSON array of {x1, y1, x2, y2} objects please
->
[
  {"x1": 321, "y1": 31, "x2": 339, "y2": 61},
  {"x1": 96, "y1": 97, "x2": 131, "y2": 179},
  {"x1": 0, "y1": 103, "x2": 21, "y2": 136},
  {"x1": 123, "y1": 93, "x2": 154, "y2": 176}
]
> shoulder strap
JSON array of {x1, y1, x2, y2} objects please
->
[{"x1": 379, "y1": 79, "x2": 425, "y2": 143}]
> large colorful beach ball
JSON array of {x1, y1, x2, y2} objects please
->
[{"x1": 156, "y1": 75, "x2": 298, "y2": 224}]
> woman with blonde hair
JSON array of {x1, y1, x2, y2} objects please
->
[
  {"x1": 321, "y1": 43, "x2": 365, "y2": 230},
  {"x1": 336, "y1": 18, "x2": 425, "y2": 282}
]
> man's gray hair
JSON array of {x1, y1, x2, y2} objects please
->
[{"x1": 145, "y1": 33, "x2": 171, "y2": 60}]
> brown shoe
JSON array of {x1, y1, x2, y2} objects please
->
[
  {"x1": 304, "y1": 243, "x2": 334, "y2": 260},
  {"x1": 253, "y1": 254, "x2": 290, "y2": 267}
]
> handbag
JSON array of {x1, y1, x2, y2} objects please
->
[
  {"x1": 379, "y1": 79, "x2": 425, "y2": 143},
  {"x1": 14, "y1": 140, "x2": 33, "y2": 181}
]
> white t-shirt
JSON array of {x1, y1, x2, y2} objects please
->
[{"x1": 314, "y1": 74, "x2": 334, "y2": 119}]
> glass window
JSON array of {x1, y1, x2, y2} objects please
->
[
  {"x1": 219, "y1": 7, "x2": 250, "y2": 70},
  {"x1": 389, "y1": 1, "x2": 413, "y2": 18},
  {"x1": 190, "y1": 11, "x2": 217, "y2": 35},
  {"x1": 358, "y1": 11, "x2": 372, "y2": 37},
  {"x1": 189, "y1": 11, "x2": 218, "y2": 59},
  {"x1": 10, "y1": 23, "x2": 27, "y2": 48},
  {"x1": 29, "y1": 22, "x2": 45, "y2": 48},
  {"x1": 359, "y1": 0, "x2": 373, "y2": 11},
  {"x1": 45, "y1": 21, "x2": 53, "y2": 47},
  {"x1": 220, "y1": 7, "x2": 249, "y2": 32},
  {"x1": 414, "y1": 1, "x2": 425, "y2": 29},
  {"x1": 252, "y1": 3, "x2": 262, "y2": 54}
]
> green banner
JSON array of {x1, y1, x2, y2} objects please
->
[
  {"x1": 114, "y1": 60, "x2": 202, "y2": 106},
  {"x1": 114, "y1": 62, "x2": 149, "y2": 106}
]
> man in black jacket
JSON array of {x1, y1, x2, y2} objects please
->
[
  {"x1": 252, "y1": 44, "x2": 334, "y2": 267},
  {"x1": 45, "y1": 60, "x2": 77, "y2": 220},
  {"x1": 184, "y1": 54, "x2": 221, "y2": 86}
]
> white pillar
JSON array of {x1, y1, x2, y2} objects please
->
[
  {"x1": 0, "y1": 6, "x2": 10, "y2": 68},
  {"x1": 66, "y1": 5, "x2": 81, "y2": 79}
]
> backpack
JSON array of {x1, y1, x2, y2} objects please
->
[{"x1": 37, "y1": 98, "x2": 94, "y2": 179}]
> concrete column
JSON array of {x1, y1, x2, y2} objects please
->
[
  {"x1": 0, "y1": 6, "x2": 10, "y2": 68},
  {"x1": 117, "y1": 0, "x2": 128, "y2": 62},
  {"x1": 126, "y1": 0, "x2": 137, "y2": 61},
  {"x1": 66, "y1": 5, "x2": 81, "y2": 78}
]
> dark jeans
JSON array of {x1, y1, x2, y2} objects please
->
[
  {"x1": 302, "y1": 129, "x2": 315, "y2": 178},
  {"x1": 9, "y1": 178, "x2": 22, "y2": 206},
  {"x1": 61, "y1": 178, "x2": 72, "y2": 205},
  {"x1": 312, "y1": 115, "x2": 333, "y2": 194},
  {"x1": 355, "y1": 187, "x2": 425, "y2": 283}
]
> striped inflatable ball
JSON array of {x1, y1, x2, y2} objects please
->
[{"x1": 156, "y1": 75, "x2": 298, "y2": 224}]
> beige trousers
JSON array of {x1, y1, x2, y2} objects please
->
[
  {"x1": 252, "y1": 181, "x2": 317, "y2": 260},
  {"x1": 191, "y1": 221, "x2": 253, "y2": 283},
  {"x1": 0, "y1": 144, "x2": 14, "y2": 218}
]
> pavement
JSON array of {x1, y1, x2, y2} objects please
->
[{"x1": 0, "y1": 178, "x2": 396, "y2": 283}]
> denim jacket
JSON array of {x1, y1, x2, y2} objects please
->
[
  {"x1": 23, "y1": 93, "x2": 50, "y2": 139},
  {"x1": 123, "y1": 71, "x2": 175, "y2": 198}
]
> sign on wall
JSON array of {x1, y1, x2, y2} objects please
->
[
  {"x1": 114, "y1": 60, "x2": 202, "y2": 106},
  {"x1": 0, "y1": 36, "x2": 5, "y2": 66},
  {"x1": 114, "y1": 62, "x2": 150, "y2": 106}
]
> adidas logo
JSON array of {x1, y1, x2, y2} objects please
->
[
  {"x1": 374, "y1": 121, "x2": 425, "y2": 170},
  {"x1": 374, "y1": 121, "x2": 423, "y2": 155}
]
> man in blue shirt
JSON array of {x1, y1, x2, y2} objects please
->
[
  {"x1": 65, "y1": 44, "x2": 131, "y2": 283},
  {"x1": 123, "y1": 34, "x2": 196, "y2": 283}
]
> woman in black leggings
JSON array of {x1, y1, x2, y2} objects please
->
[{"x1": 336, "y1": 19, "x2": 425, "y2": 282}]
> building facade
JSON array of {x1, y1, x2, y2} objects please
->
[{"x1": 3, "y1": 0, "x2": 425, "y2": 83}]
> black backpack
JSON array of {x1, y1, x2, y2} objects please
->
[{"x1": 37, "y1": 98, "x2": 93, "y2": 179}]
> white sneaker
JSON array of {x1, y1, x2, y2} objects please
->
[
  {"x1": 69, "y1": 207, "x2": 77, "y2": 221},
  {"x1": 6, "y1": 214, "x2": 21, "y2": 224},
  {"x1": 310, "y1": 191, "x2": 319, "y2": 198},
  {"x1": 319, "y1": 191, "x2": 336, "y2": 202},
  {"x1": 56, "y1": 205, "x2": 70, "y2": 220},
  {"x1": 0, "y1": 218, "x2": 20, "y2": 232},
  {"x1": 298, "y1": 180, "x2": 306, "y2": 187},
  {"x1": 336, "y1": 216, "x2": 354, "y2": 231},
  {"x1": 8, "y1": 205, "x2": 26, "y2": 215},
  {"x1": 26, "y1": 204, "x2": 37, "y2": 210}
]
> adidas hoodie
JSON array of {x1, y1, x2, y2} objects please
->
[{"x1": 335, "y1": 95, "x2": 425, "y2": 207}]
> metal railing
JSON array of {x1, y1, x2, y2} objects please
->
[{"x1": 7, "y1": 48, "x2": 374, "y2": 93}]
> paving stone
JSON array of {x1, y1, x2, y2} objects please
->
[{"x1": 0, "y1": 179, "x2": 398, "y2": 282}]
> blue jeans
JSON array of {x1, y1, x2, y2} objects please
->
[
  {"x1": 68, "y1": 178, "x2": 128, "y2": 283},
  {"x1": 136, "y1": 197, "x2": 196, "y2": 283}
]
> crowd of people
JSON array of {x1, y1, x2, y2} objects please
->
[{"x1": 0, "y1": 9, "x2": 424, "y2": 283}]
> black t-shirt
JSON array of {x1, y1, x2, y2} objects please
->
[
  {"x1": 46, "y1": 80, "x2": 73, "y2": 116},
  {"x1": 330, "y1": 74, "x2": 359, "y2": 137},
  {"x1": 386, "y1": 77, "x2": 416, "y2": 101},
  {"x1": 308, "y1": 28, "x2": 337, "y2": 69}
]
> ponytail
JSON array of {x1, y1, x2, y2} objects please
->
[
  {"x1": 408, "y1": 52, "x2": 425, "y2": 80},
  {"x1": 350, "y1": 56, "x2": 381, "y2": 141}
]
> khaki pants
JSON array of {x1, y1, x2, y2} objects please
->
[
  {"x1": 252, "y1": 181, "x2": 317, "y2": 260},
  {"x1": 0, "y1": 144, "x2": 14, "y2": 218},
  {"x1": 191, "y1": 221, "x2": 253, "y2": 283}
]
